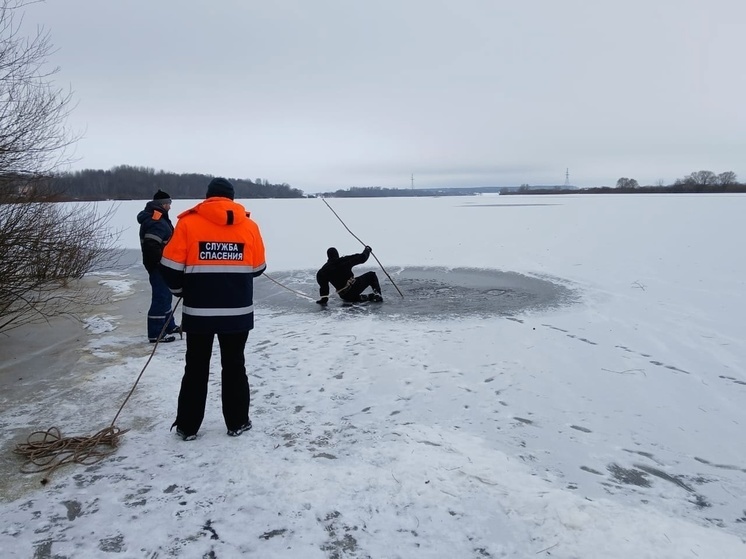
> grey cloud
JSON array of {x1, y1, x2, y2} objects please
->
[{"x1": 18, "y1": 0, "x2": 746, "y2": 192}]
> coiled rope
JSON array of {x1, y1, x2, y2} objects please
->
[
  {"x1": 14, "y1": 426, "x2": 128, "y2": 484},
  {"x1": 13, "y1": 299, "x2": 182, "y2": 485}
]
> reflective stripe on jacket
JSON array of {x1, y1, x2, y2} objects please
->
[{"x1": 160, "y1": 197, "x2": 266, "y2": 334}]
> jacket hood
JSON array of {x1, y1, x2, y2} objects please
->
[
  {"x1": 180, "y1": 197, "x2": 250, "y2": 226},
  {"x1": 137, "y1": 201, "x2": 169, "y2": 224}
]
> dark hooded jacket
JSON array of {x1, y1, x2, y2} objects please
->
[
  {"x1": 316, "y1": 247, "x2": 371, "y2": 298},
  {"x1": 137, "y1": 201, "x2": 174, "y2": 272}
]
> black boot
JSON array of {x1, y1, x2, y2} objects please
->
[
  {"x1": 167, "y1": 325, "x2": 183, "y2": 339},
  {"x1": 150, "y1": 335, "x2": 177, "y2": 343}
]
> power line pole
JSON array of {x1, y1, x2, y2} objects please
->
[
  {"x1": 564, "y1": 168, "x2": 570, "y2": 188},
  {"x1": 411, "y1": 173, "x2": 414, "y2": 190}
]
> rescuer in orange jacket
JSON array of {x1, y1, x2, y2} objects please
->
[{"x1": 160, "y1": 177, "x2": 266, "y2": 440}]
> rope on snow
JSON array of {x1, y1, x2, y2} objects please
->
[{"x1": 14, "y1": 299, "x2": 182, "y2": 484}]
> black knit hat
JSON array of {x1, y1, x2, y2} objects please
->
[
  {"x1": 206, "y1": 177, "x2": 235, "y2": 200},
  {"x1": 152, "y1": 189, "x2": 171, "y2": 206},
  {"x1": 327, "y1": 247, "x2": 339, "y2": 260}
]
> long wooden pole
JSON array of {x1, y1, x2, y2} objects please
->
[{"x1": 321, "y1": 197, "x2": 404, "y2": 298}]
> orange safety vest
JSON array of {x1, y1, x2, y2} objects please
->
[{"x1": 161, "y1": 197, "x2": 266, "y2": 333}]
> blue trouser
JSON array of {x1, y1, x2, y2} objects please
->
[
  {"x1": 147, "y1": 269, "x2": 177, "y2": 339},
  {"x1": 175, "y1": 331, "x2": 251, "y2": 435}
]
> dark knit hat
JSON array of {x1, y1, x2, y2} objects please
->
[
  {"x1": 152, "y1": 189, "x2": 171, "y2": 206},
  {"x1": 206, "y1": 177, "x2": 235, "y2": 200},
  {"x1": 327, "y1": 247, "x2": 339, "y2": 260}
]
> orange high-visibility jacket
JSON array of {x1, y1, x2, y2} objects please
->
[{"x1": 160, "y1": 197, "x2": 266, "y2": 334}]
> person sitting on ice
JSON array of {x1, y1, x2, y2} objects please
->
[{"x1": 316, "y1": 246, "x2": 383, "y2": 305}]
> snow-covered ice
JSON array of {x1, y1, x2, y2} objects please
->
[{"x1": 0, "y1": 193, "x2": 744, "y2": 558}]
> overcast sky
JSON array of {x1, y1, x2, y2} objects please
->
[{"x1": 24, "y1": 0, "x2": 746, "y2": 193}]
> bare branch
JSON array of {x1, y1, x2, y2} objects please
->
[{"x1": 0, "y1": 1, "x2": 119, "y2": 333}]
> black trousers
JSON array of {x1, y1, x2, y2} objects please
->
[
  {"x1": 341, "y1": 271, "x2": 381, "y2": 302},
  {"x1": 176, "y1": 331, "x2": 250, "y2": 435}
]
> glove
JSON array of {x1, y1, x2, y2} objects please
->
[
  {"x1": 364, "y1": 245, "x2": 372, "y2": 253},
  {"x1": 316, "y1": 296, "x2": 329, "y2": 306},
  {"x1": 142, "y1": 242, "x2": 163, "y2": 272},
  {"x1": 143, "y1": 252, "x2": 161, "y2": 273}
]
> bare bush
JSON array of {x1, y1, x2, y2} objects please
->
[
  {"x1": 0, "y1": 190, "x2": 120, "y2": 331},
  {"x1": 717, "y1": 171, "x2": 737, "y2": 187},
  {"x1": 616, "y1": 177, "x2": 639, "y2": 189}
]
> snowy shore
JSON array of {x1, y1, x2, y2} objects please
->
[{"x1": 1, "y1": 194, "x2": 744, "y2": 558}]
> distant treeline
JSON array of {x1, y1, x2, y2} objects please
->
[
  {"x1": 51, "y1": 165, "x2": 305, "y2": 200},
  {"x1": 505, "y1": 183, "x2": 746, "y2": 195},
  {"x1": 318, "y1": 170, "x2": 745, "y2": 198},
  {"x1": 44, "y1": 166, "x2": 746, "y2": 201},
  {"x1": 316, "y1": 186, "x2": 508, "y2": 198},
  {"x1": 509, "y1": 170, "x2": 744, "y2": 195}
]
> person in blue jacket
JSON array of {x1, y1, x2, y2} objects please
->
[{"x1": 137, "y1": 190, "x2": 180, "y2": 342}]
